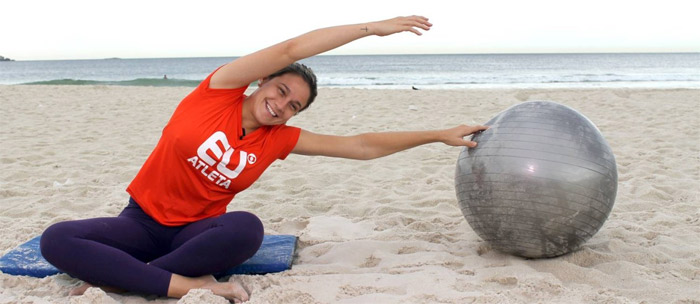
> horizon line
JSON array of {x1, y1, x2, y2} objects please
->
[{"x1": 5, "y1": 51, "x2": 700, "y2": 62}]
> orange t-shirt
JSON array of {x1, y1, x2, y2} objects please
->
[{"x1": 126, "y1": 71, "x2": 300, "y2": 226}]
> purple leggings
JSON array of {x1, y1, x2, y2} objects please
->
[{"x1": 39, "y1": 198, "x2": 264, "y2": 296}]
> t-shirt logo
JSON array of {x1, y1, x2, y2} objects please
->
[
  {"x1": 247, "y1": 153, "x2": 257, "y2": 164},
  {"x1": 186, "y1": 131, "x2": 249, "y2": 189}
]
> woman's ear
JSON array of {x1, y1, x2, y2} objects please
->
[{"x1": 257, "y1": 77, "x2": 268, "y2": 87}]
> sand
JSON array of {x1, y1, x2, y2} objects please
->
[{"x1": 0, "y1": 85, "x2": 698, "y2": 303}]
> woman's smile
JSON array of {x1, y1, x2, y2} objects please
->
[{"x1": 264, "y1": 100, "x2": 279, "y2": 118}]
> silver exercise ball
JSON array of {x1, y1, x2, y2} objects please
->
[{"x1": 455, "y1": 101, "x2": 617, "y2": 258}]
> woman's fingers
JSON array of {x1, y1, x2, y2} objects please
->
[
  {"x1": 374, "y1": 15, "x2": 432, "y2": 36},
  {"x1": 403, "y1": 15, "x2": 432, "y2": 35}
]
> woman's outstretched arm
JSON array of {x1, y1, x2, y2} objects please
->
[
  {"x1": 291, "y1": 125, "x2": 489, "y2": 160},
  {"x1": 210, "y1": 16, "x2": 432, "y2": 89}
]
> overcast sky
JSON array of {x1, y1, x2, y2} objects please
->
[{"x1": 2, "y1": 0, "x2": 698, "y2": 60}]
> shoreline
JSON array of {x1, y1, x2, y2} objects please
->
[{"x1": 4, "y1": 82, "x2": 700, "y2": 89}]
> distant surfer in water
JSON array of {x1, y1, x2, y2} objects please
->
[{"x1": 40, "y1": 15, "x2": 486, "y2": 303}]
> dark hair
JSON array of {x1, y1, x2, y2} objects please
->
[{"x1": 267, "y1": 62, "x2": 318, "y2": 112}]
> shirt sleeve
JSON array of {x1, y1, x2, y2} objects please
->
[
  {"x1": 196, "y1": 67, "x2": 249, "y2": 98},
  {"x1": 171, "y1": 68, "x2": 249, "y2": 121},
  {"x1": 275, "y1": 126, "x2": 301, "y2": 160}
]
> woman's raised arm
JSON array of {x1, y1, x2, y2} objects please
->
[{"x1": 210, "y1": 16, "x2": 432, "y2": 89}]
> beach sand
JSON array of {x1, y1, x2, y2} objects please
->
[{"x1": 0, "y1": 85, "x2": 698, "y2": 303}]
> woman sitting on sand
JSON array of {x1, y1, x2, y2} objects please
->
[{"x1": 39, "y1": 15, "x2": 487, "y2": 303}]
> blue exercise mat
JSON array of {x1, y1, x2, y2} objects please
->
[{"x1": 0, "y1": 235, "x2": 296, "y2": 278}]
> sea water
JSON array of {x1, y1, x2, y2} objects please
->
[{"x1": 0, "y1": 53, "x2": 698, "y2": 89}]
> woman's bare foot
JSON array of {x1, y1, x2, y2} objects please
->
[
  {"x1": 199, "y1": 276, "x2": 249, "y2": 303},
  {"x1": 69, "y1": 282, "x2": 93, "y2": 296},
  {"x1": 71, "y1": 275, "x2": 249, "y2": 302},
  {"x1": 169, "y1": 274, "x2": 249, "y2": 303}
]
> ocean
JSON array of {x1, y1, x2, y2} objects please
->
[{"x1": 1, "y1": 53, "x2": 698, "y2": 89}]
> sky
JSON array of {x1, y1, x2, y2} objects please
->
[{"x1": 2, "y1": 0, "x2": 698, "y2": 60}]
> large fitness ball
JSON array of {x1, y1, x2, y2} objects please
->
[{"x1": 455, "y1": 101, "x2": 617, "y2": 258}]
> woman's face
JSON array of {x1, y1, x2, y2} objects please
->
[{"x1": 250, "y1": 73, "x2": 310, "y2": 126}]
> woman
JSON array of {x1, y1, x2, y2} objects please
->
[{"x1": 40, "y1": 15, "x2": 487, "y2": 302}]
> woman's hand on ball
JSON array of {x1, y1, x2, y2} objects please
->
[{"x1": 441, "y1": 125, "x2": 489, "y2": 147}]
